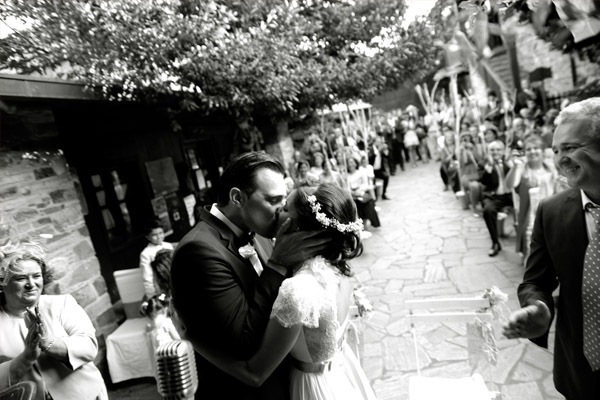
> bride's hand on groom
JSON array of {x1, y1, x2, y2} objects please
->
[{"x1": 269, "y1": 218, "x2": 331, "y2": 274}]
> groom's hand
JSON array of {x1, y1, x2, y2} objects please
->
[{"x1": 269, "y1": 218, "x2": 330, "y2": 275}]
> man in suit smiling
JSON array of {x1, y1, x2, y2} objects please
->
[
  {"x1": 171, "y1": 152, "x2": 328, "y2": 400},
  {"x1": 503, "y1": 97, "x2": 600, "y2": 399}
]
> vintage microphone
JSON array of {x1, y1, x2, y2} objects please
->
[{"x1": 155, "y1": 340, "x2": 198, "y2": 400}]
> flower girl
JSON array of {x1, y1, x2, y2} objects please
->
[{"x1": 140, "y1": 294, "x2": 180, "y2": 366}]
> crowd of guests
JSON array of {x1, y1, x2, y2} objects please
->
[
  {"x1": 285, "y1": 130, "x2": 388, "y2": 230},
  {"x1": 403, "y1": 89, "x2": 569, "y2": 264},
  {"x1": 282, "y1": 89, "x2": 571, "y2": 265}
]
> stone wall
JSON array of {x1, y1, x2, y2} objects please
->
[
  {"x1": 515, "y1": 24, "x2": 600, "y2": 95},
  {"x1": 0, "y1": 150, "x2": 116, "y2": 363}
]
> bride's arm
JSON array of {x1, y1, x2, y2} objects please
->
[{"x1": 187, "y1": 318, "x2": 302, "y2": 387}]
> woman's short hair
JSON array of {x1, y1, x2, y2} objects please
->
[
  {"x1": 293, "y1": 184, "x2": 363, "y2": 276},
  {"x1": 523, "y1": 134, "x2": 544, "y2": 149},
  {"x1": 0, "y1": 241, "x2": 53, "y2": 294},
  {"x1": 217, "y1": 152, "x2": 285, "y2": 206}
]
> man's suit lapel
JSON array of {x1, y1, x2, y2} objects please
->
[
  {"x1": 198, "y1": 207, "x2": 258, "y2": 291},
  {"x1": 558, "y1": 190, "x2": 588, "y2": 284}
]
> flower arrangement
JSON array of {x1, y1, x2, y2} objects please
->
[
  {"x1": 470, "y1": 286, "x2": 510, "y2": 365},
  {"x1": 352, "y1": 286, "x2": 373, "y2": 319}
]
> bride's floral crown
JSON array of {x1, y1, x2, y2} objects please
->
[{"x1": 307, "y1": 195, "x2": 363, "y2": 235}]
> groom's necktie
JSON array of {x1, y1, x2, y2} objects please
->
[{"x1": 582, "y1": 203, "x2": 600, "y2": 371}]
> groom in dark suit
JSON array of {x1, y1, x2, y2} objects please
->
[
  {"x1": 170, "y1": 152, "x2": 328, "y2": 400},
  {"x1": 503, "y1": 97, "x2": 600, "y2": 399}
]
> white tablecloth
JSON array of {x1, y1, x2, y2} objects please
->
[{"x1": 106, "y1": 317, "x2": 155, "y2": 383}]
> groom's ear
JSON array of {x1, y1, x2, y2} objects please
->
[{"x1": 230, "y1": 188, "x2": 247, "y2": 208}]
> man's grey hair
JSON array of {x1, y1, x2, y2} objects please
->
[{"x1": 555, "y1": 97, "x2": 600, "y2": 143}]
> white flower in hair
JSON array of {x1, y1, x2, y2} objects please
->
[{"x1": 306, "y1": 195, "x2": 363, "y2": 235}]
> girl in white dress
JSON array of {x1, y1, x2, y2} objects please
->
[{"x1": 191, "y1": 183, "x2": 377, "y2": 400}]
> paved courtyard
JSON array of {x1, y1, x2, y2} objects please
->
[
  {"x1": 108, "y1": 161, "x2": 565, "y2": 400},
  {"x1": 353, "y1": 161, "x2": 563, "y2": 400}
]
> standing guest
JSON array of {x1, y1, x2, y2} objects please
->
[
  {"x1": 480, "y1": 140, "x2": 513, "y2": 257},
  {"x1": 309, "y1": 152, "x2": 325, "y2": 178},
  {"x1": 370, "y1": 136, "x2": 392, "y2": 200},
  {"x1": 347, "y1": 157, "x2": 380, "y2": 229},
  {"x1": 502, "y1": 98, "x2": 600, "y2": 399},
  {"x1": 0, "y1": 242, "x2": 107, "y2": 400},
  {"x1": 392, "y1": 115, "x2": 406, "y2": 172},
  {"x1": 286, "y1": 150, "x2": 306, "y2": 182},
  {"x1": 483, "y1": 125, "x2": 499, "y2": 145},
  {"x1": 294, "y1": 160, "x2": 319, "y2": 188},
  {"x1": 319, "y1": 158, "x2": 345, "y2": 188},
  {"x1": 415, "y1": 124, "x2": 430, "y2": 163},
  {"x1": 403, "y1": 112, "x2": 420, "y2": 167},
  {"x1": 170, "y1": 152, "x2": 329, "y2": 400},
  {"x1": 505, "y1": 135, "x2": 558, "y2": 264},
  {"x1": 139, "y1": 220, "x2": 174, "y2": 299}
]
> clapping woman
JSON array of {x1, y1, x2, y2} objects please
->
[
  {"x1": 0, "y1": 242, "x2": 107, "y2": 400},
  {"x1": 505, "y1": 135, "x2": 558, "y2": 264}
]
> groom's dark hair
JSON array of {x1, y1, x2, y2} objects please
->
[{"x1": 217, "y1": 152, "x2": 285, "y2": 206}]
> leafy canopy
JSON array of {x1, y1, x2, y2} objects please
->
[{"x1": 0, "y1": 0, "x2": 440, "y2": 118}]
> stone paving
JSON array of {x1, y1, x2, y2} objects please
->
[
  {"x1": 108, "y1": 160, "x2": 565, "y2": 399},
  {"x1": 352, "y1": 161, "x2": 564, "y2": 400}
]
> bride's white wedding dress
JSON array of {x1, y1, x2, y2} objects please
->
[{"x1": 271, "y1": 256, "x2": 377, "y2": 400}]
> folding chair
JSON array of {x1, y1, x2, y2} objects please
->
[{"x1": 406, "y1": 297, "x2": 499, "y2": 400}]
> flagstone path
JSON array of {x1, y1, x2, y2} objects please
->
[{"x1": 353, "y1": 161, "x2": 564, "y2": 400}]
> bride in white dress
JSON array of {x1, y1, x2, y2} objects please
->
[{"x1": 193, "y1": 183, "x2": 377, "y2": 400}]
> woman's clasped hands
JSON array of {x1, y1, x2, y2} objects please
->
[{"x1": 23, "y1": 305, "x2": 54, "y2": 360}]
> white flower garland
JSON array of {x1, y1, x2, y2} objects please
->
[{"x1": 307, "y1": 195, "x2": 363, "y2": 235}]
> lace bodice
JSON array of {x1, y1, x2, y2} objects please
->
[{"x1": 271, "y1": 257, "x2": 348, "y2": 363}]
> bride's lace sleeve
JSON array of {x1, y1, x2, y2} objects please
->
[{"x1": 270, "y1": 274, "x2": 323, "y2": 328}]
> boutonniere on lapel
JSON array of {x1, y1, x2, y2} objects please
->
[
  {"x1": 238, "y1": 243, "x2": 257, "y2": 259},
  {"x1": 238, "y1": 243, "x2": 263, "y2": 275}
]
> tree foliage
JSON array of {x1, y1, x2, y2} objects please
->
[{"x1": 0, "y1": 0, "x2": 440, "y2": 118}]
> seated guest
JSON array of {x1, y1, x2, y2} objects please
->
[
  {"x1": 480, "y1": 140, "x2": 513, "y2": 257},
  {"x1": 505, "y1": 135, "x2": 558, "y2": 264},
  {"x1": 439, "y1": 129, "x2": 460, "y2": 193},
  {"x1": 139, "y1": 219, "x2": 174, "y2": 299},
  {"x1": 359, "y1": 153, "x2": 377, "y2": 201},
  {"x1": 0, "y1": 242, "x2": 107, "y2": 400},
  {"x1": 347, "y1": 157, "x2": 380, "y2": 229},
  {"x1": 458, "y1": 132, "x2": 483, "y2": 214}
]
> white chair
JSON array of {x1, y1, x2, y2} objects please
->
[
  {"x1": 113, "y1": 268, "x2": 145, "y2": 319},
  {"x1": 406, "y1": 297, "x2": 499, "y2": 400},
  {"x1": 107, "y1": 268, "x2": 154, "y2": 383}
]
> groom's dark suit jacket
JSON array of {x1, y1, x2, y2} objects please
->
[
  {"x1": 170, "y1": 206, "x2": 290, "y2": 400},
  {"x1": 519, "y1": 188, "x2": 600, "y2": 399}
]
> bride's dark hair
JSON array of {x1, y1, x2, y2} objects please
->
[{"x1": 294, "y1": 184, "x2": 363, "y2": 276}]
